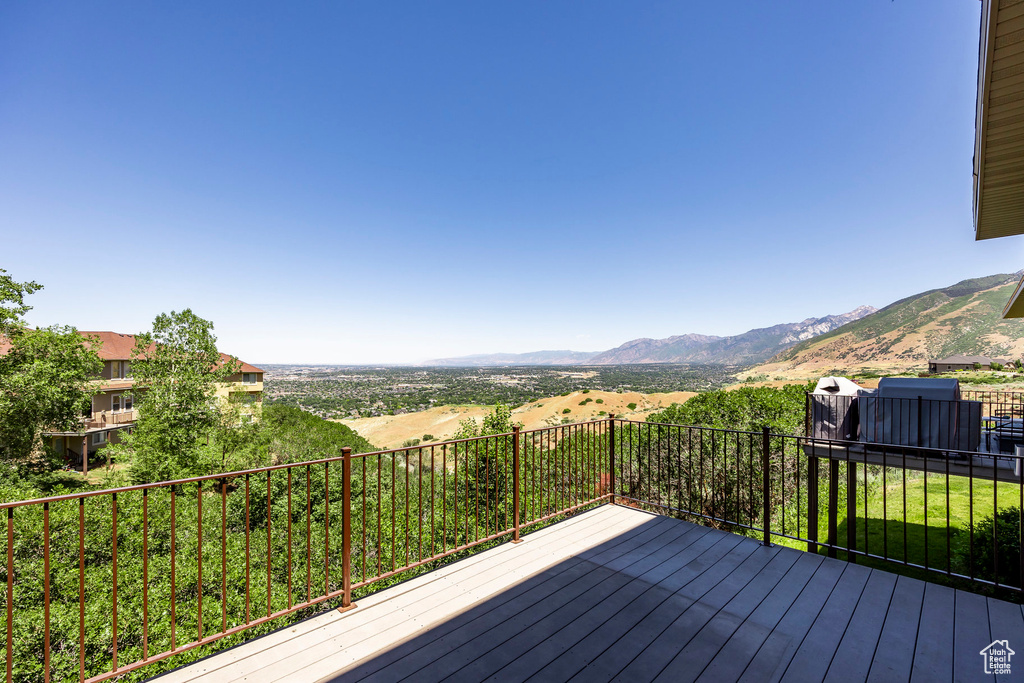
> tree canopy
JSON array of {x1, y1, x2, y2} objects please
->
[
  {"x1": 114, "y1": 309, "x2": 239, "y2": 483},
  {"x1": 0, "y1": 269, "x2": 102, "y2": 462},
  {"x1": 646, "y1": 383, "x2": 812, "y2": 435}
]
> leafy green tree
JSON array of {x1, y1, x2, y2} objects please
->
[
  {"x1": 647, "y1": 383, "x2": 811, "y2": 435},
  {"x1": 113, "y1": 309, "x2": 238, "y2": 483},
  {"x1": 204, "y1": 392, "x2": 269, "y2": 474},
  {"x1": 0, "y1": 269, "x2": 102, "y2": 462},
  {"x1": 452, "y1": 405, "x2": 520, "y2": 511}
]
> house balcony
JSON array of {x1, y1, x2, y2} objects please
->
[
  {"x1": 84, "y1": 409, "x2": 137, "y2": 430},
  {"x1": 4, "y1": 418, "x2": 1024, "y2": 682}
]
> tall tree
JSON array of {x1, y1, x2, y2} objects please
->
[
  {"x1": 115, "y1": 309, "x2": 238, "y2": 483},
  {"x1": 0, "y1": 269, "x2": 102, "y2": 462}
]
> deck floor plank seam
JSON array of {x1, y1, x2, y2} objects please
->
[{"x1": 865, "y1": 574, "x2": 926, "y2": 683}]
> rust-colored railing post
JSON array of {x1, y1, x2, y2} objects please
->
[
  {"x1": 761, "y1": 426, "x2": 772, "y2": 547},
  {"x1": 608, "y1": 415, "x2": 616, "y2": 505},
  {"x1": 339, "y1": 447, "x2": 356, "y2": 612},
  {"x1": 512, "y1": 426, "x2": 522, "y2": 543}
]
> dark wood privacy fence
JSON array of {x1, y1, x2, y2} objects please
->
[{"x1": 4, "y1": 414, "x2": 1024, "y2": 681}]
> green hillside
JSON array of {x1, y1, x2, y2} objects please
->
[{"x1": 769, "y1": 272, "x2": 1024, "y2": 369}]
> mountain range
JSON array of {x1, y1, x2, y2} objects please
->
[{"x1": 425, "y1": 306, "x2": 876, "y2": 367}]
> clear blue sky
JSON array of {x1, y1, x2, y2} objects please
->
[{"x1": 2, "y1": 2, "x2": 1019, "y2": 364}]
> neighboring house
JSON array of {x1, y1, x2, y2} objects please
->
[
  {"x1": 213, "y1": 351, "x2": 265, "y2": 421},
  {"x1": 43, "y1": 331, "x2": 263, "y2": 472},
  {"x1": 927, "y1": 354, "x2": 1012, "y2": 372}
]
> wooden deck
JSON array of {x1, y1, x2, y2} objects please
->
[{"x1": 156, "y1": 505, "x2": 1024, "y2": 683}]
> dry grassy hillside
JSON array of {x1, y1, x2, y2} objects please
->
[{"x1": 339, "y1": 390, "x2": 696, "y2": 450}]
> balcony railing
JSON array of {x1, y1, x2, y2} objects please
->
[
  {"x1": 2, "y1": 417, "x2": 1023, "y2": 681},
  {"x1": 83, "y1": 411, "x2": 137, "y2": 430}
]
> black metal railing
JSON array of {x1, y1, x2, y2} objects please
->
[{"x1": 617, "y1": 418, "x2": 1024, "y2": 598}]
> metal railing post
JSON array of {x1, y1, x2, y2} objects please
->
[
  {"x1": 512, "y1": 426, "x2": 522, "y2": 543},
  {"x1": 608, "y1": 415, "x2": 617, "y2": 505},
  {"x1": 762, "y1": 426, "x2": 771, "y2": 547},
  {"x1": 339, "y1": 446, "x2": 356, "y2": 612}
]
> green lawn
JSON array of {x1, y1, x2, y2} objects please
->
[{"x1": 772, "y1": 465, "x2": 1022, "y2": 593}]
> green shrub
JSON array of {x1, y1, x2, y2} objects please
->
[
  {"x1": 595, "y1": 399, "x2": 603, "y2": 404},
  {"x1": 627, "y1": 402, "x2": 637, "y2": 411},
  {"x1": 582, "y1": 389, "x2": 590, "y2": 394},
  {"x1": 646, "y1": 384, "x2": 810, "y2": 435},
  {"x1": 952, "y1": 507, "x2": 1022, "y2": 589},
  {"x1": 422, "y1": 434, "x2": 435, "y2": 442},
  {"x1": 562, "y1": 408, "x2": 571, "y2": 414}
]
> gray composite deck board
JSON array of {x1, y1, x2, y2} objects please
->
[
  {"x1": 446, "y1": 523, "x2": 727, "y2": 683},
  {"x1": 651, "y1": 547, "x2": 801, "y2": 683},
  {"x1": 988, "y1": 598, "x2": 1024, "y2": 683},
  {"x1": 404, "y1": 515, "x2": 705, "y2": 682},
  {"x1": 693, "y1": 552, "x2": 825, "y2": 683},
  {"x1": 823, "y1": 569, "x2": 898, "y2": 682},
  {"x1": 484, "y1": 524, "x2": 715, "y2": 682},
  {"x1": 156, "y1": 505, "x2": 1024, "y2": 683},
  {"x1": 613, "y1": 543, "x2": 784, "y2": 682},
  {"x1": 952, "y1": 589, "x2": 991, "y2": 682},
  {"x1": 865, "y1": 575, "x2": 926, "y2": 683},
  {"x1": 566, "y1": 534, "x2": 755, "y2": 683},
  {"x1": 735, "y1": 556, "x2": 848, "y2": 683},
  {"x1": 524, "y1": 525, "x2": 727, "y2": 683},
  {"x1": 779, "y1": 561, "x2": 873, "y2": 682},
  {"x1": 910, "y1": 582, "x2": 956, "y2": 683},
  {"x1": 344, "y1": 518, "x2": 694, "y2": 682}
]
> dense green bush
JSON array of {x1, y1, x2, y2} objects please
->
[
  {"x1": 952, "y1": 507, "x2": 1022, "y2": 589},
  {"x1": 647, "y1": 383, "x2": 811, "y2": 435}
]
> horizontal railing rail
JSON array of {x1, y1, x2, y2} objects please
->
[{"x1": 8, "y1": 413, "x2": 1024, "y2": 681}]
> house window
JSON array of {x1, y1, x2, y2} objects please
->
[
  {"x1": 242, "y1": 373, "x2": 258, "y2": 384},
  {"x1": 114, "y1": 361, "x2": 131, "y2": 379},
  {"x1": 92, "y1": 432, "x2": 106, "y2": 446},
  {"x1": 112, "y1": 394, "x2": 121, "y2": 412},
  {"x1": 124, "y1": 393, "x2": 133, "y2": 411}
]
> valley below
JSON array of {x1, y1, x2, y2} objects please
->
[{"x1": 338, "y1": 389, "x2": 697, "y2": 449}]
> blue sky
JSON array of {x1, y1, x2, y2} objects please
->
[{"x1": 2, "y1": 2, "x2": 1019, "y2": 364}]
